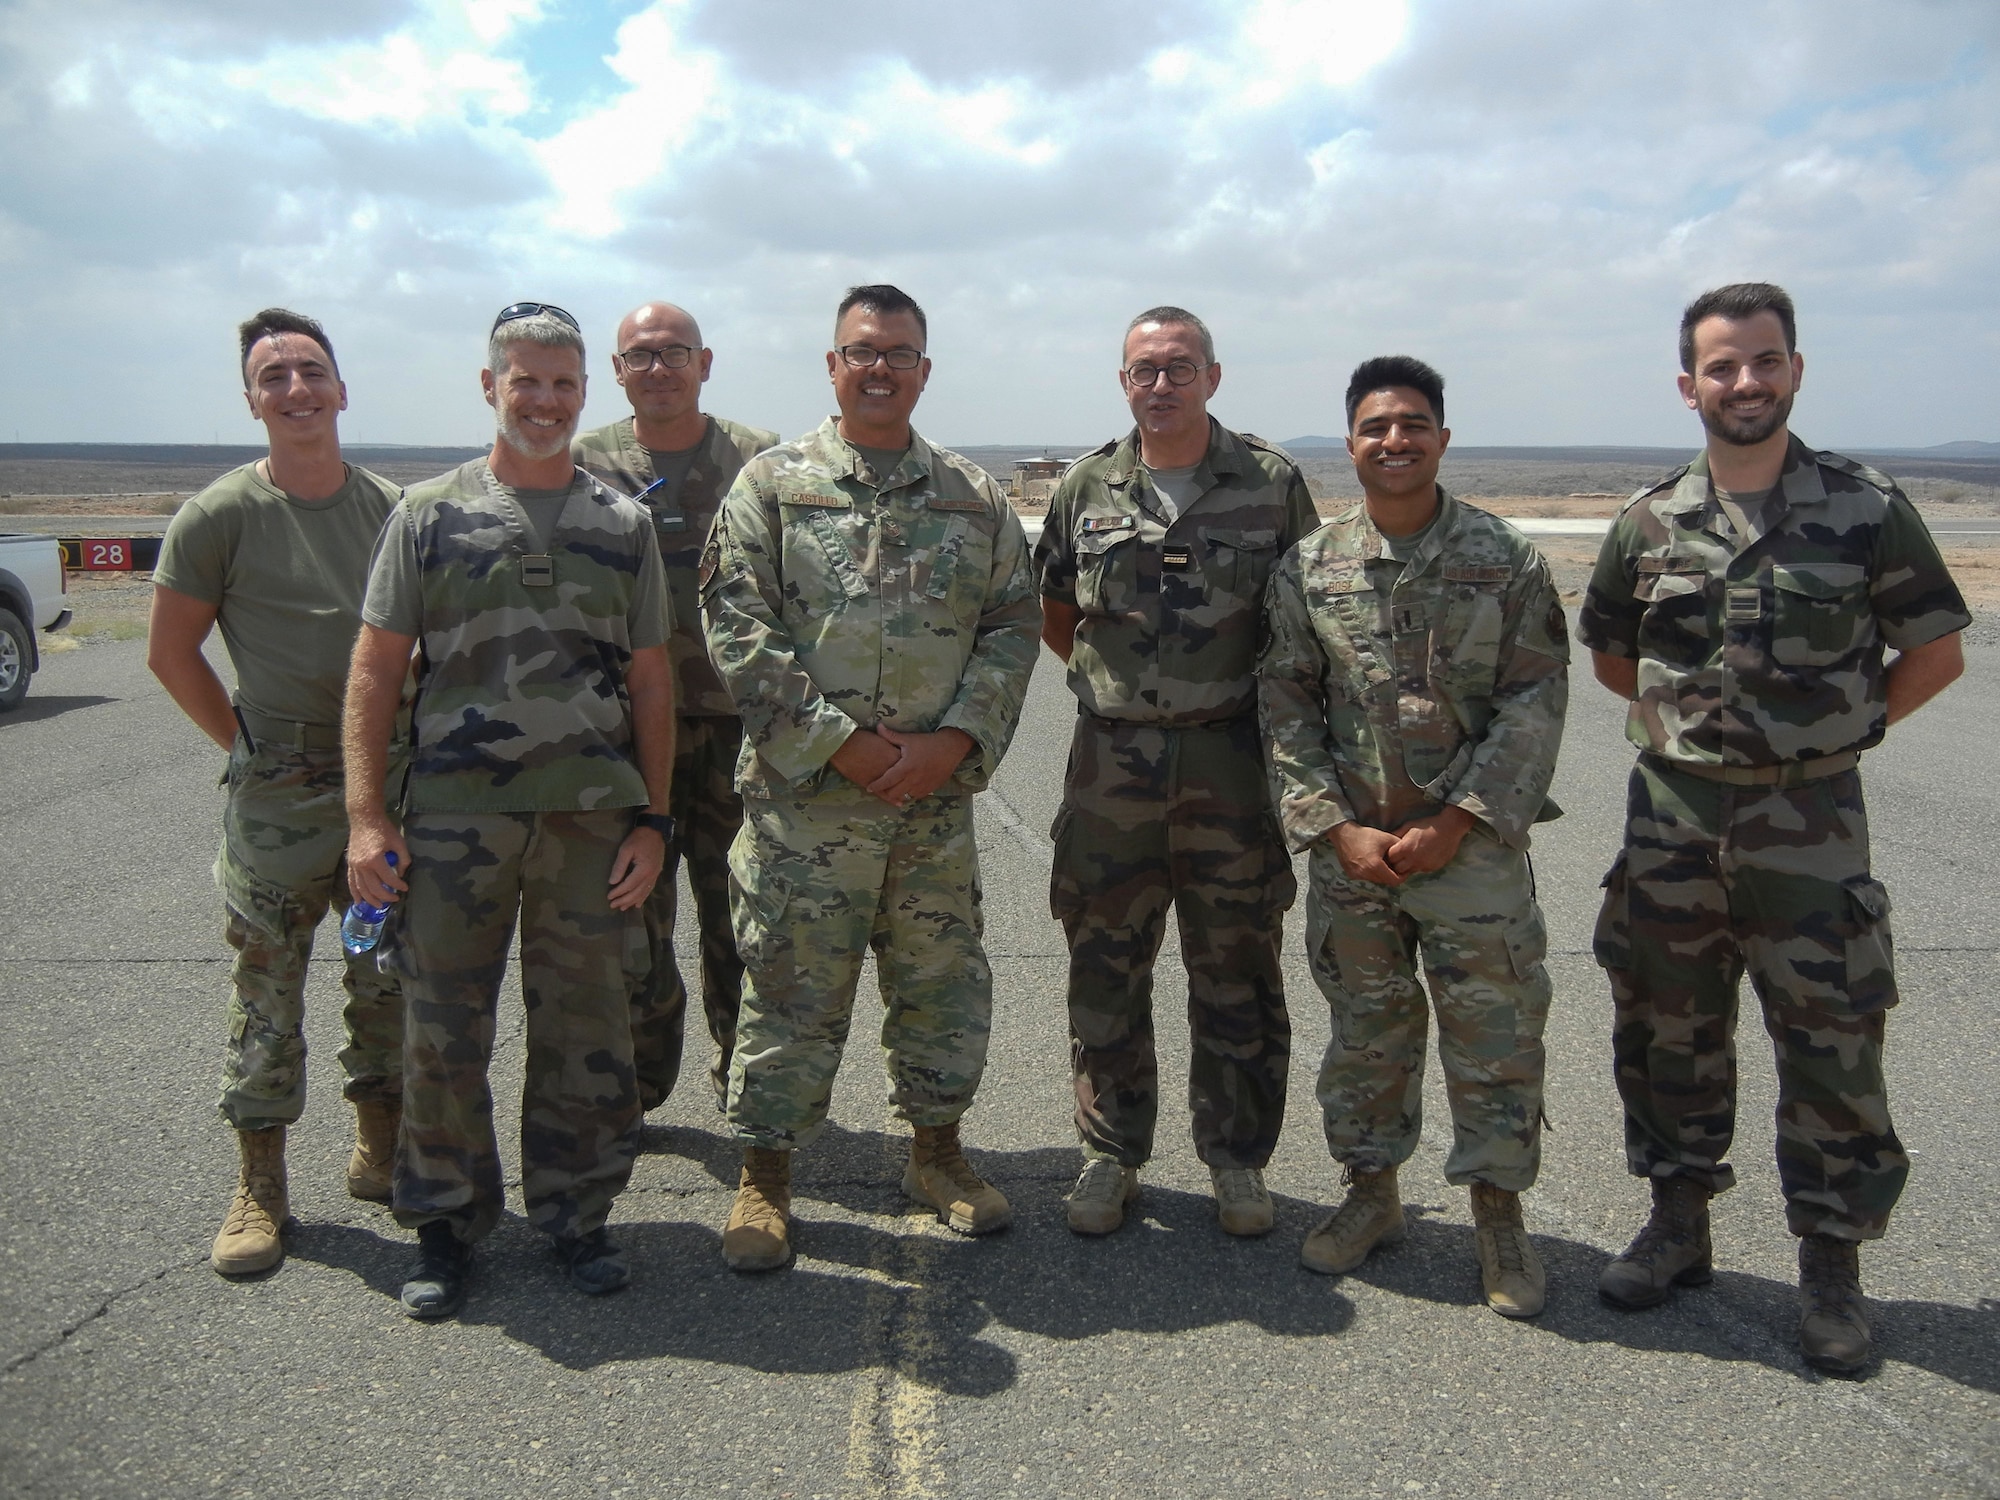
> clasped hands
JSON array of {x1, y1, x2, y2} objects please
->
[
  {"x1": 830, "y1": 723, "x2": 974, "y2": 808},
  {"x1": 1329, "y1": 804, "x2": 1477, "y2": 886}
]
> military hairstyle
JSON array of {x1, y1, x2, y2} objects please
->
[
  {"x1": 1678, "y1": 282, "x2": 1796, "y2": 373},
  {"x1": 1345, "y1": 355, "x2": 1445, "y2": 429},
  {"x1": 837, "y1": 284, "x2": 927, "y2": 343},
  {"x1": 487, "y1": 311, "x2": 586, "y2": 376},
  {"x1": 238, "y1": 307, "x2": 338, "y2": 387},
  {"x1": 1125, "y1": 305, "x2": 1214, "y2": 364}
]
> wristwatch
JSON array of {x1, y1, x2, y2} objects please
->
[{"x1": 635, "y1": 812, "x2": 676, "y2": 840}]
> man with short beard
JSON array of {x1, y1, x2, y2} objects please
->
[
  {"x1": 1580, "y1": 282, "x2": 1968, "y2": 1373},
  {"x1": 344, "y1": 303, "x2": 676, "y2": 1319},
  {"x1": 572, "y1": 302, "x2": 778, "y2": 1114}
]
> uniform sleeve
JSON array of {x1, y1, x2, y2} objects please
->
[
  {"x1": 1255, "y1": 546, "x2": 1357, "y2": 851},
  {"x1": 1871, "y1": 492, "x2": 1971, "y2": 650},
  {"x1": 152, "y1": 499, "x2": 227, "y2": 605},
  {"x1": 1279, "y1": 464, "x2": 1320, "y2": 550},
  {"x1": 1034, "y1": 474, "x2": 1081, "y2": 606},
  {"x1": 1445, "y1": 550, "x2": 1569, "y2": 848},
  {"x1": 359, "y1": 504, "x2": 424, "y2": 637},
  {"x1": 627, "y1": 533, "x2": 673, "y2": 648},
  {"x1": 938, "y1": 490, "x2": 1041, "y2": 791},
  {"x1": 700, "y1": 470, "x2": 863, "y2": 785},
  {"x1": 1576, "y1": 513, "x2": 1644, "y2": 657}
]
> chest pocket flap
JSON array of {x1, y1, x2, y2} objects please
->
[
  {"x1": 1204, "y1": 527, "x2": 1278, "y2": 550},
  {"x1": 782, "y1": 492, "x2": 869, "y2": 601},
  {"x1": 1633, "y1": 554, "x2": 1706, "y2": 601},
  {"x1": 1772, "y1": 562, "x2": 1866, "y2": 598}
]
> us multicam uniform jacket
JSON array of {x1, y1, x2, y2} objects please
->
[
  {"x1": 572, "y1": 413, "x2": 779, "y2": 721},
  {"x1": 699, "y1": 418, "x2": 1040, "y2": 798},
  {"x1": 1578, "y1": 437, "x2": 1970, "y2": 767},
  {"x1": 1258, "y1": 488, "x2": 1570, "y2": 853},
  {"x1": 1034, "y1": 420, "x2": 1321, "y2": 724},
  {"x1": 390, "y1": 459, "x2": 666, "y2": 814}
]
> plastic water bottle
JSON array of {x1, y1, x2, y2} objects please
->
[{"x1": 340, "y1": 851, "x2": 399, "y2": 956}]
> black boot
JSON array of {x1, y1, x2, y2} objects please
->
[
  {"x1": 1599, "y1": 1176, "x2": 1712, "y2": 1309},
  {"x1": 400, "y1": 1221, "x2": 472, "y2": 1321},
  {"x1": 1798, "y1": 1233, "x2": 1871, "y2": 1374},
  {"x1": 553, "y1": 1227, "x2": 629, "y2": 1296}
]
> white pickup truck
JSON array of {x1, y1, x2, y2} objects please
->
[{"x1": 0, "y1": 534, "x2": 72, "y2": 710}]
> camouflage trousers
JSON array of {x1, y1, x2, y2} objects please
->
[
  {"x1": 214, "y1": 733, "x2": 403, "y2": 1131},
  {"x1": 1594, "y1": 758, "x2": 1906, "y2": 1240},
  {"x1": 1050, "y1": 714, "x2": 1295, "y2": 1170},
  {"x1": 389, "y1": 809, "x2": 642, "y2": 1245},
  {"x1": 1306, "y1": 827, "x2": 1550, "y2": 1191},
  {"x1": 725, "y1": 786, "x2": 992, "y2": 1151},
  {"x1": 632, "y1": 715, "x2": 746, "y2": 1113}
]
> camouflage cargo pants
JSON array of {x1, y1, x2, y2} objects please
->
[
  {"x1": 1594, "y1": 758, "x2": 1906, "y2": 1240},
  {"x1": 1050, "y1": 714, "x2": 1295, "y2": 1170},
  {"x1": 631, "y1": 714, "x2": 746, "y2": 1112},
  {"x1": 1306, "y1": 827, "x2": 1550, "y2": 1191},
  {"x1": 390, "y1": 809, "x2": 642, "y2": 1245},
  {"x1": 215, "y1": 733, "x2": 403, "y2": 1130},
  {"x1": 725, "y1": 787, "x2": 992, "y2": 1151}
]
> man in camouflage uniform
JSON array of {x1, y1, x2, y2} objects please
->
[
  {"x1": 344, "y1": 303, "x2": 677, "y2": 1319},
  {"x1": 1581, "y1": 283, "x2": 1968, "y2": 1372},
  {"x1": 572, "y1": 301, "x2": 778, "y2": 1113},
  {"x1": 1258, "y1": 357, "x2": 1568, "y2": 1318},
  {"x1": 701, "y1": 284, "x2": 1038, "y2": 1271},
  {"x1": 1036, "y1": 306, "x2": 1317, "y2": 1238},
  {"x1": 148, "y1": 308, "x2": 405, "y2": 1277}
]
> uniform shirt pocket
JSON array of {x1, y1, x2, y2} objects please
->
[
  {"x1": 1771, "y1": 563, "x2": 1869, "y2": 667},
  {"x1": 1632, "y1": 558, "x2": 1710, "y2": 664},
  {"x1": 1202, "y1": 527, "x2": 1280, "y2": 602},
  {"x1": 1076, "y1": 524, "x2": 1140, "y2": 613}
]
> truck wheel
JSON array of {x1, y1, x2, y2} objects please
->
[{"x1": 0, "y1": 608, "x2": 30, "y2": 711}]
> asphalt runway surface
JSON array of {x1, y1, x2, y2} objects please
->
[{"x1": 2, "y1": 636, "x2": 1996, "y2": 1500}]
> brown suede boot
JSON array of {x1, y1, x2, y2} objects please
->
[
  {"x1": 903, "y1": 1122, "x2": 1011, "y2": 1235},
  {"x1": 1599, "y1": 1176, "x2": 1713, "y2": 1309},
  {"x1": 346, "y1": 1097, "x2": 401, "y2": 1202},
  {"x1": 211, "y1": 1126, "x2": 289, "y2": 1276},
  {"x1": 1471, "y1": 1182, "x2": 1546, "y2": 1318},
  {"x1": 723, "y1": 1146, "x2": 793, "y2": 1271},
  {"x1": 1300, "y1": 1166, "x2": 1404, "y2": 1276},
  {"x1": 1798, "y1": 1234, "x2": 1872, "y2": 1374}
]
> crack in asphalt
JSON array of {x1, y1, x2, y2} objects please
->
[{"x1": 2, "y1": 1256, "x2": 198, "y2": 1377}]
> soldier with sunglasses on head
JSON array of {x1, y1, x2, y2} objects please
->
[
  {"x1": 572, "y1": 304, "x2": 778, "y2": 1118},
  {"x1": 344, "y1": 301, "x2": 677, "y2": 1319}
]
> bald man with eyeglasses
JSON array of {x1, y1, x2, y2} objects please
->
[{"x1": 573, "y1": 303, "x2": 778, "y2": 1118}]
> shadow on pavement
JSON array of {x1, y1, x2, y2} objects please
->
[
  {"x1": 289, "y1": 1122, "x2": 2000, "y2": 1399},
  {"x1": 2, "y1": 693, "x2": 115, "y2": 727}
]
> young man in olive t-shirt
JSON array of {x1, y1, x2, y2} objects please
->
[{"x1": 149, "y1": 308, "x2": 406, "y2": 1279}]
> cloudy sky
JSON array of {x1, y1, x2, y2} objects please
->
[{"x1": 3, "y1": 0, "x2": 1995, "y2": 449}]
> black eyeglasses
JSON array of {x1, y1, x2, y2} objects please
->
[
  {"x1": 492, "y1": 301, "x2": 581, "y2": 335},
  {"x1": 837, "y1": 344, "x2": 925, "y2": 370},
  {"x1": 1123, "y1": 359, "x2": 1208, "y2": 388},
  {"x1": 616, "y1": 345, "x2": 698, "y2": 374}
]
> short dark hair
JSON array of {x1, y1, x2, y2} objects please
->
[
  {"x1": 837, "y1": 284, "x2": 927, "y2": 343},
  {"x1": 1678, "y1": 282, "x2": 1796, "y2": 373},
  {"x1": 1345, "y1": 355, "x2": 1445, "y2": 429},
  {"x1": 1125, "y1": 305, "x2": 1214, "y2": 363},
  {"x1": 238, "y1": 307, "x2": 337, "y2": 386}
]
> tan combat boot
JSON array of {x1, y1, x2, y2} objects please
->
[
  {"x1": 723, "y1": 1146, "x2": 793, "y2": 1271},
  {"x1": 1300, "y1": 1166, "x2": 1403, "y2": 1275},
  {"x1": 1065, "y1": 1158, "x2": 1140, "y2": 1236},
  {"x1": 904, "y1": 1122, "x2": 1012, "y2": 1235},
  {"x1": 1210, "y1": 1166, "x2": 1275, "y2": 1237},
  {"x1": 211, "y1": 1126, "x2": 289, "y2": 1276},
  {"x1": 1798, "y1": 1233, "x2": 1871, "y2": 1374},
  {"x1": 1471, "y1": 1182, "x2": 1546, "y2": 1318},
  {"x1": 346, "y1": 1097, "x2": 401, "y2": 1202},
  {"x1": 1598, "y1": 1176, "x2": 1712, "y2": 1309}
]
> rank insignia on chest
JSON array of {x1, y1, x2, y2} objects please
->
[
  {"x1": 1726, "y1": 585, "x2": 1761, "y2": 621},
  {"x1": 1161, "y1": 545, "x2": 1192, "y2": 570},
  {"x1": 653, "y1": 512, "x2": 688, "y2": 532},
  {"x1": 1392, "y1": 603, "x2": 1429, "y2": 633},
  {"x1": 521, "y1": 554, "x2": 555, "y2": 587}
]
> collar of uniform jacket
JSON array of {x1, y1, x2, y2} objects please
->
[
  {"x1": 1330, "y1": 485, "x2": 1464, "y2": 576},
  {"x1": 1099, "y1": 416, "x2": 1249, "y2": 488},
  {"x1": 1661, "y1": 434, "x2": 1833, "y2": 517},
  {"x1": 814, "y1": 415, "x2": 936, "y2": 490}
]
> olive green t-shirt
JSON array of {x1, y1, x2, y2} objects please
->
[{"x1": 154, "y1": 461, "x2": 401, "y2": 726}]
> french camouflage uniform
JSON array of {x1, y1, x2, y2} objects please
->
[
  {"x1": 372, "y1": 459, "x2": 667, "y2": 1246},
  {"x1": 1257, "y1": 490, "x2": 1568, "y2": 1190},
  {"x1": 1579, "y1": 437, "x2": 1970, "y2": 1241},
  {"x1": 1034, "y1": 420, "x2": 1317, "y2": 1170},
  {"x1": 701, "y1": 418, "x2": 1038, "y2": 1150},
  {"x1": 574, "y1": 413, "x2": 779, "y2": 1110}
]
